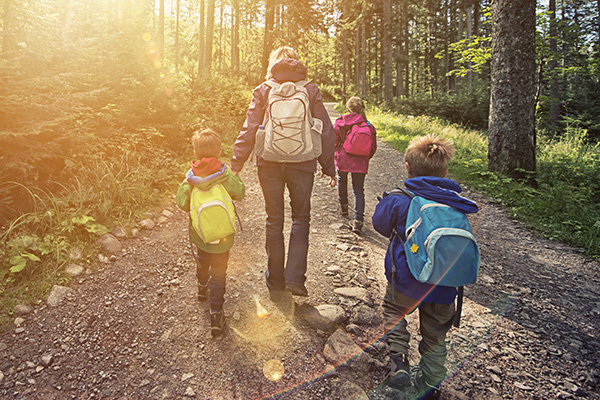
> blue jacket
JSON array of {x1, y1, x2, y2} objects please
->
[{"x1": 372, "y1": 176, "x2": 478, "y2": 304}]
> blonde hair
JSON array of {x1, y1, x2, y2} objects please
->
[
  {"x1": 346, "y1": 96, "x2": 366, "y2": 120},
  {"x1": 404, "y1": 135, "x2": 455, "y2": 177},
  {"x1": 191, "y1": 128, "x2": 222, "y2": 159},
  {"x1": 266, "y1": 46, "x2": 299, "y2": 79}
]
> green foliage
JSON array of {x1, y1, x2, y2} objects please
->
[
  {"x1": 436, "y1": 36, "x2": 492, "y2": 78},
  {"x1": 372, "y1": 108, "x2": 600, "y2": 260},
  {"x1": 391, "y1": 85, "x2": 490, "y2": 130}
]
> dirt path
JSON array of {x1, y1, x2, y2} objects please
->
[{"x1": 1, "y1": 104, "x2": 599, "y2": 399}]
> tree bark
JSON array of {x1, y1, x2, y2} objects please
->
[
  {"x1": 548, "y1": 0, "x2": 560, "y2": 136},
  {"x1": 198, "y1": 0, "x2": 205, "y2": 75},
  {"x1": 158, "y1": 0, "x2": 165, "y2": 61},
  {"x1": 488, "y1": 0, "x2": 536, "y2": 180},
  {"x1": 261, "y1": 0, "x2": 276, "y2": 80},
  {"x1": 383, "y1": 0, "x2": 394, "y2": 105},
  {"x1": 205, "y1": 0, "x2": 215, "y2": 75}
]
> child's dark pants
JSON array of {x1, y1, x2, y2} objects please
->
[
  {"x1": 194, "y1": 248, "x2": 229, "y2": 312},
  {"x1": 383, "y1": 285, "x2": 456, "y2": 387}
]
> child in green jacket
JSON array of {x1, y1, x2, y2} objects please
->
[{"x1": 176, "y1": 128, "x2": 245, "y2": 337}]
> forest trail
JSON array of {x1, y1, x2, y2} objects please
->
[{"x1": 0, "y1": 104, "x2": 598, "y2": 399}]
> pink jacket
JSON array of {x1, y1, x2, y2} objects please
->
[{"x1": 334, "y1": 113, "x2": 377, "y2": 174}]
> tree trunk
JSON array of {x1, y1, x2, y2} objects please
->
[
  {"x1": 549, "y1": 0, "x2": 560, "y2": 136},
  {"x1": 204, "y1": 0, "x2": 215, "y2": 75},
  {"x1": 261, "y1": 0, "x2": 276, "y2": 80},
  {"x1": 198, "y1": 0, "x2": 205, "y2": 75},
  {"x1": 2, "y1": 0, "x2": 13, "y2": 54},
  {"x1": 383, "y1": 0, "x2": 394, "y2": 105},
  {"x1": 488, "y1": 0, "x2": 536, "y2": 181},
  {"x1": 158, "y1": 0, "x2": 165, "y2": 61},
  {"x1": 175, "y1": 0, "x2": 180, "y2": 73},
  {"x1": 231, "y1": 0, "x2": 240, "y2": 75}
]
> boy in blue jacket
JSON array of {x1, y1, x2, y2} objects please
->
[
  {"x1": 176, "y1": 129, "x2": 245, "y2": 338},
  {"x1": 372, "y1": 135, "x2": 478, "y2": 399}
]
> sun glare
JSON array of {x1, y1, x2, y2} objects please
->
[
  {"x1": 263, "y1": 359, "x2": 285, "y2": 382},
  {"x1": 255, "y1": 296, "x2": 269, "y2": 319}
]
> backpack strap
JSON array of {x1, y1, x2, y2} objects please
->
[{"x1": 454, "y1": 286, "x2": 464, "y2": 328}]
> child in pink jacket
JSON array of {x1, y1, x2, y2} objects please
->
[{"x1": 333, "y1": 96, "x2": 377, "y2": 234}]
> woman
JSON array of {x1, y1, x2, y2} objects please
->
[{"x1": 230, "y1": 46, "x2": 335, "y2": 300}]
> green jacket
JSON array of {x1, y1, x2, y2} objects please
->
[{"x1": 176, "y1": 160, "x2": 245, "y2": 253}]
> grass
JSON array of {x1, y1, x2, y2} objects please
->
[{"x1": 368, "y1": 107, "x2": 600, "y2": 261}]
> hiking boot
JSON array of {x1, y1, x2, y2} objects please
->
[
  {"x1": 383, "y1": 353, "x2": 411, "y2": 390},
  {"x1": 414, "y1": 368, "x2": 441, "y2": 400},
  {"x1": 352, "y1": 220, "x2": 363, "y2": 235},
  {"x1": 285, "y1": 283, "x2": 309, "y2": 297},
  {"x1": 340, "y1": 204, "x2": 349, "y2": 218},
  {"x1": 197, "y1": 283, "x2": 208, "y2": 302},
  {"x1": 210, "y1": 311, "x2": 225, "y2": 338}
]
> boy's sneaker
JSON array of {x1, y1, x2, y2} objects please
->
[
  {"x1": 197, "y1": 283, "x2": 208, "y2": 301},
  {"x1": 210, "y1": 311, "x2": 225, "y2": 338},
  {"x1": 285, "y1": 283, "x2": 309, "y2": 297},
  {"x1": 414, "y1": 368, "x2": 441, "y2": 400},
  {"x1": 352, "y1": 220, "x2": 363, "y2": 235},
  {"x1": 383, "y1": 353, "x2": 411, "y2": 390}
]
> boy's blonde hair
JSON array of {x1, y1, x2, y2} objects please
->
[
  {"x1": 266, "y1": 46, "x2": 299, "y2": 79},
  {"x1": 191, "y1": 129, "x2": 222, "y2": 159},
  {"x1": 404, "y1": 134, "x2": 455, "y2": 177},
  {"x1": 346, "y1": 96, "x2": 366, "y2": 120}
]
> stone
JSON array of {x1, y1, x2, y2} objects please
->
[
  {"x1": 14, "y1": 317, "x2": 25, "y2": 327},
  {"x1": 162, "y1": 209, "x2": 174, "y2": 218},
  {"x1": 323, "y1": 328, "x2": 363, "y2": 365},
  {"x1": 111, "y1": 225, "x2": 127, "y2": 238},
  {"x1": 47, "y1": 285, "x2": 73, "y2": 307},
  {"x1": 65, "y1": 264, "x2": 84, "y2": 277},
  {"x1": 96, "y1": 233, "x2": 122, "y2": 255},
  {"x1": 140, "y1": 219, "x2": 155, "y2": 230},
  {"x1": 13, "y1": 304, "x2": 33, "y2": 316},
  {"x1": 327, "y1": 378, "x2": 369, "y2": 400},
  {"x1": 333, "y1": 287, "x2": 368, "y2": 303},
  {"x1": 157, "y1": 216, "x2": 169, "y2": 225},
  {"x1": 68, "y1": 247, "x2": 83, "y2": 261},
  {"x1": 298, "y1": 304, "x2": 345, "y2": 332},
  {"x1": 41, "y1": 354, "x2": 53, "y2": 367},
  {"x1": 351, "y1": 305, "x2": 380, "y2": 326}
]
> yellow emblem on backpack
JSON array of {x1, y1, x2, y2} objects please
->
[{"x1": 410, "y1": 243, "x2": 419, "y2": 253}]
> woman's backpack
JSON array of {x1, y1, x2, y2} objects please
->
[{"x1": 255, "y1": 80, "x2": 323, "y2": 163}]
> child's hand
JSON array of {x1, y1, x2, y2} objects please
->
[{"x1": 320, "y1": 172, "x2": 336, "y2": 188}]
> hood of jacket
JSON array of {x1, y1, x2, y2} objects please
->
[
  {"x1": 186, "y1": 160, "x2": 228, "y2": 189},
  {"x1": 405, "y1": 176, "x2": 478, "y2": 214},
  {"x1": 271, "y1": 58, "x2": 308, "y2": 83},
  {"x1": 336, "y1": 113, "x2": 365, "y2": 128}
]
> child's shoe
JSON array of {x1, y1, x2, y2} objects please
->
[
  {"x1": 352, "y1": 220, "x2": 363, "y2": 235},
  {"x1": 383, "y1": 353, "x2": 411, "y2": 389},
  {"x1": 197, "y1": 283, "x2": 208, "y2": 301},
  {"x1": 340, "y1": 204, "x2": 349, "y2": 218},
  {"x1": 210, "y1": 311, "x2": 225, "y2": 338},
  {"x1": 414, "y1": 368, "x2": 441, "y2": 400}
]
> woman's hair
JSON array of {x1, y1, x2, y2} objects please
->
[
  {"x1": 191, "y1": 128, "x2": 222, "y2": 159},
  {"x1": 404, "y1": 134, "x2": 455, "y2": 177},
  {"x1": 346, "y1": 96, "x2": 366, "y2": 120},
  {"x1": 266, "y1": 46, "x2": 299, "y2": 79}
]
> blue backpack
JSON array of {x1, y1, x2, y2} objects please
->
[{"x1": 389, "y1": 188, "x2": 480, "y2": 287}]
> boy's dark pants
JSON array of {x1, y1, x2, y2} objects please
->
[
  {"x1": 194, "y1": 247, "x2": 229, "y2": 312},
  {"x1": 383, "y1": 284, "x2": 456, "y2": 386}
]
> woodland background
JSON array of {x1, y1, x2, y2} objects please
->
[{"x1": 0, "y1": 0, "x2": 599, "y2": 321}]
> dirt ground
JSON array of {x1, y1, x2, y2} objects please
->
[{"x1": 0, "y1": 104, "x2": 599, "y2": 400}]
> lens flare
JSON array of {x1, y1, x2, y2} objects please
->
[
  {"x1": 263, "y1": 359, "x2": 284, "y2": 382},
  {"x1": 142, "y1": 32, "x2": 151, "y2": 41},
  {"x1": 255, "y1": 296, "x2": 269, "y2": 319}
]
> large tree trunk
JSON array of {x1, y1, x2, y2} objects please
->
[
  {"x1": 382, "y1": 0, "x2": 393, "y2": 105},
  {"x1": 488, "y1": 0, "x2": 536, "y2": 181},
  {"x1": 231, "y1": 0, "x2": 240, "y2": 75}
]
